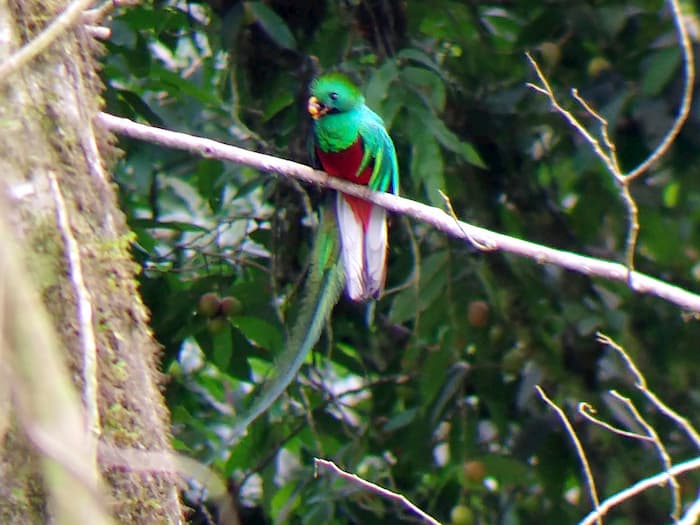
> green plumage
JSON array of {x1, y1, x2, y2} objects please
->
[
  {"x1": 229, "y1": 206, "x2": 344, "y2": 439},
  {"x1": 310, "y1": 74, "x2": 399, "y2": 195},
  {"x1": 309, "y1": 73, "x2": 399, "y2": 301}
]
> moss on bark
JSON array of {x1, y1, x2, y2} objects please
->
[{"x1": 0, "y1": 1, "x2": 184, "y2": 522}]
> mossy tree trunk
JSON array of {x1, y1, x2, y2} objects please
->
[{"x1": 0, "y1": 2, "x2": 184, "y2": 523}]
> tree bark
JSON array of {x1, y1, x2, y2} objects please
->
[{"x1": 0, "y1": 1, "x2": 184, "y2": 523}]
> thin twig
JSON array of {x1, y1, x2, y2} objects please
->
[
  {"x1": 97, "y1": 112, "x2": 700, "y2": 312},
  {"x1": 525, "y1": 54, "x2": 618, "y2": 176},
  {"x1": 578, "y1": 402, "x2": 653, "y2": 441},
  {"x1": 597, "y1": 333, "x2": 700, "y2": 450},
  {"x1": 608, "y1": 390, "x2": 681, "y2": 521},
  {"x1": 618, "y1": 183, "x2": 640, "y2": 284},
  {"x1": 626, "y1": 0, "x2": 694, "y2": 181},
  {"x1": 579, "y1": 457, "x2": 700, "y2": 525},
  {"x1": 536, "y1": 386, "x2": 601, "y2": 525},
  {"x1": 83, "y1": 0, "x2": 141, "y2": 25},
  {"x1": 0, "y1": 0, "x2": 96, "y2": 82},
  {"x1": 571, "y1": 89, "x2": 621, "y2": 174},
  {"x1": 527, "y1": 0, "x2": 695, "y2": 284},
  {"x1": 528, "y1": 55, "x2": 643, "y2": 281},
  {"x1": 48, "y1": 173, "x2": 101, "y2": 448},
  {"x1": 314, "y1": 458, "x2": 442, "y2": 525},
  {"x1": 570, "y1": 88, "x2": 639, "y2": 282},
  {"x1": 438, "y1": 189, "x2": 494, "y2": 251}
]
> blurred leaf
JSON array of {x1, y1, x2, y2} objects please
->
[
  {"x1": 263, "y1": 90, "x2": 295, "y2": 121},
  {"x1": 232, "y1": 316, "x2": 283, "y2": 353},
  {"x1": 113, "y1": 89, "x2": 164, "y2": 124},
  {"x1": 366, "y1": 60, "x2": 399, "y2": 110},
  {"x1": 410, "y1": 129, "x2": 446, "y2": 206},
  {"x1": 663, "y1": 181, "x2": 680, "y2": 208},
  {"x1": 480, "y1": 454, "x2": 530, "y2": 485},
  {"x1": 271, "y1": 480, "x2": 301, "y2": 524},
  {"x1": 420, "y1": 110, "x2": 486, "y2": 168},
  {"x1": 131, "y1": 218, "x2": 210, "y2": 232},
  {"x1": 150, "y1": 66, "x2": 221, "y2": 105},
  {"x1": 390, "y1": 251, "x2": 449, "y2": 323},
  {"x1": 245, "y1": 1, "x2": 297, "y2": 50},
  {"x1": 642, "y1": 46, "x2": 681, "y2": 96},
  {"x1": 212, "y1": 325, "x2": 233, "y2": 370},
  {"x1": 397, "y1": 48, "x2": 447, "y2": 80},
  {"x1": 383, "y1": 407, "x2": 418, "y2": 432},
  {"x1": 401, "y1": 66, "x2": 446, "y2": 112}
]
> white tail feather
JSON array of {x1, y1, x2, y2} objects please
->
[
  {"x1": 335, "y1": 194, "x2": 388, "y2": 301},
  {"x1": 364, "y1": 205, "x2": 388, "y2": 298},
  {"x1": 336, "y1": 193, "x2": 365, "y2": 301}
]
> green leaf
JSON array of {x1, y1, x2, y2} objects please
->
[
  {"x1": 480, "y1": 454, "x2": 530, "y2": 485},
  {"x1": 383, "y1": 407, "x2": 418, "y2": 432},
  {"x1": 270, "y1": 480, "x2": 301, "y2": 524},
  {"x1": 149, "y1": 66, "x2": 221, "y2": 105},
  {"x1": 401, "y1": 66, "x2": 446, "y2": 112},
  {"x1": 245, "y1": 2, "x2": 297, "y2": 50},
  {"x1": 365, "y1": 60, "x2": 399, "y2": 110},
  {"x1": 232, "y1": 316, "x2": 283, "y2": 353},
  {"x1": 114, "y1": 89, "x2": 163, "y2": 125},
  {"x1": 195, "y1": 159, "x2": 225, "y2": 211},
  {"x1": 429, "y1": 362, "x2": 470, "y2": 424},
  {"x1": 642, "y1": 46, "x2": 681, "y2": 97},
  {"x1": 131, "y1": 218, "x2": 210, "y2": 232},
  {"x1": 410, "y1": 132, "x2": 446, "y2": 206},
  {"x1": 397, "y1": 48, "x2": 446, "y2": 78},
  {"x1": 263, "y1": 90, "x2": 295, "y2": 121},
  {"x1": 664, "y1": 181, "x2": 680, "y2": 208},
  {"x1": 212, "y1": 324, "x2": 233, "y2": 370},
  {"x1": 389, "y1": 251, "x2": 449, "y2": 323},
  {"x1": 422, "y1": 111, "x2": 486, "y2": 168}
]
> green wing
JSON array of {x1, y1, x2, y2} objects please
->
[
  {"x1": 356, "y1": 105, "x2": 399, "y2": 195},
  {"x1": 228, "y1": 205, "x2": 344, "y2": 440}
]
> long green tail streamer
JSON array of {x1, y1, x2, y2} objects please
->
[{"x1": 228, "y1": 206, "x2": 344, "y2": 441}]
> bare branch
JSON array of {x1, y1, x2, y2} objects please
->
[
  {"x1": 608, "y1": 390, "x2": 680, "y2": 521},
  {"x1": 438, "y1": 189, "x2": 495, "y2": 251},
  {"x1": 579, "y1": 457, "x2": 700, "y2": 525},
  {"x1": 527, "y1": 0, "x2": 695, "y2": 283},
  {"x1": 536, "y1": 386, "x2": 601, "y2": 524},
  {"x1": 314, "y1": 458, "x2": 442, "y2": 525},
  {"x1": 627, "y1": 0, "x2": 695, "y2": 181},
  {"x1": 98, "y1": 112, "x2": 700, "y2": 312},
  {"x1": 578, "y1": 402, "x2": 653, "y2": 441},
  {"x1": 525, "y1": 53, "x2": 619, "y2": 176},
  {"x1": 571, "y1": 89, "x2": 621, "y2": 175},
  {"x1": 597, "y1": 333, "x2": 700, "y2": 449}
]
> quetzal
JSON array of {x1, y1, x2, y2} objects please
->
[
  {"x1": 228, "y1": 74, "x2": 397, "y2": 440},
  {"x1": 308, "y1": 73, "x2": 399, "y2": 301}
]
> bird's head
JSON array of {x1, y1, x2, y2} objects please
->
[{"x1": 308, "y1": 73, "x2": 364, "y2": 120}]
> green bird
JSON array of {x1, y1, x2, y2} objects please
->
[
  {"x1": 228, "y1": 73, "x2": 398, "y2": 441},
  {"x1": 308, "y1": 73, "x2": 399, "y2": 301}
]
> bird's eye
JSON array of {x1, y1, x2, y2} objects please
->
[{"x1": 329, "y1": 92, "x2": 338, "y2": 101}]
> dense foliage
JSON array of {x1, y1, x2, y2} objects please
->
[{"x1": 105, "y1": 1, "x2": 700, "y2": 523}]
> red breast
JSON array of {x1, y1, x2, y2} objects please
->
[{"x1": 316, "y1": 140, "x2": 374, "y2": 231}]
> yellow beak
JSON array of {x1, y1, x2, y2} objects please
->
[{"x1": 308, "y1": 96, "x2": 329, "y2": 120}]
